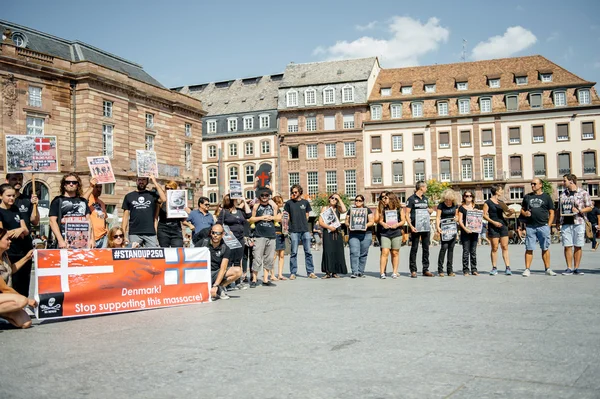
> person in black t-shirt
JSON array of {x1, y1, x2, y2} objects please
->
[
  {"x1": 156, "y1": 180, "x2": 191, "y2": 248},
  {"x1": 483, "y1": 185, "x2": 515, "y2": 276},
  {"x1": 588, "y1": 201, "x2": 600, "y2": 251},
  {"x1": 283, "y1": 185, "x2": 316, "y2": 279},
  {"x1": 217, "y1": 194, "x2": 251, "y2": 269},
  {"x1": 201, "y1": 224, "x2": 242, "y2": 300},
  {"x1": 405, "y1": 181, "x2": 434, "y2": 278},
  {"x1": 5, "y1": 173, "x2": 39, "y2": 298},
  {"x1": 435, "y1": 189, "x2": 459, "y2": 277},
  {"x1": 249, "y1": 192, "x2": 280, "y2": 287},
  {"x1": 49, "y1": 174, "x2": 93, "y2": 249},
  {"x1": 122, "y1": 176, "x2": 166, "y2": 248}
]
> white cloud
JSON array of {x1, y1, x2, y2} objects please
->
[
  {"x1": 313, "y1": 16, "x2": 450, "y2": 67},
  {"x1": 471, "y1": 26, "x2": 537, "y2": 61},
  {"x1": 355, "y1": 21, "x2": 377, "y2": 31}
]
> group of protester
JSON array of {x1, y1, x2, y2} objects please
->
[{"x1": 1, "y1": 171, "x2": 599, "y2": 328}]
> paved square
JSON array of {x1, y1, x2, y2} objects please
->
[{"x1": 2, "y1": 243, "x2": 600, "y2": 398}]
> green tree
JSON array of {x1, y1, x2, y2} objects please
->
[
  {"x1": 541, "y1": 179, "x2": 553, "y2": 196},
  {"x1": 425, "y1": 179, "x2": 452, "y2": 206},
  {"x1": 311, "y1": 193, "x2": 351, "y2": 215}
]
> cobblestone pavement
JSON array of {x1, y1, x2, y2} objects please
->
[{"x1": 2, "y1": 243, "x2": 600, "y2": 398}]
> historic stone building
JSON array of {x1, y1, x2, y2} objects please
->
[
  {"x1": 0, "y1": 20, "x2": 205, "y2": 221},
  {"x1": 364, "y1": 55, "x2": 600, "y2": 204},
  {"x1": 173, "y1": 74, "x2": 281, "y2": 204},
  {"x1": 277, "y1": 57, "x2": 380, "y2": 199}
]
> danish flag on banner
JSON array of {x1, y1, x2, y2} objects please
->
[{"x1": 35, "y1": 137, "x2": 52, "y2": 152}]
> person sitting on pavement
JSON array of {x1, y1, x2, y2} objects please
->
[{"x1": 199, "y1": 223, "x2": 242, "y2": 300}]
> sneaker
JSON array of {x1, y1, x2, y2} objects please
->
[
  {"x1": 230, "y1": 284, "x2": 241, "y2": 291},
  {"x1": 505, "y1": 267, "x2": 512, "y2": 276},
  {"x1": 490, "y1": 268, "x2": 498, "y2": 276},
  {"x1": 574, "y1": 269, "x2": 585, "y2": 276},
  {"x1": 262, "y1": 281, "x2": 276, "y2": 286},
  {"x1": 250, "y1": 281, "x2": 257, "y2": 288},
  {"x1": 562, "y1": 268, "x2": 573, "y2": 276},
  {"x1": 351, "y1": 273, "x2": 357, "y2": 279},
  {"x1": 361, "y1": 273, "x2": 366, "y2": 278},
  {"x1": 219, "y1": 290, "x2": 230, "y2": 300},
  {"x1": 391, "y1": 273, "x2": 398, "y2": 279},
  {"x1": 380, "y1": 273, "x2": 386, "y2": 279},
  {"x1": 238, "y1": 283, "x2": 249, "y2": 290},
  {"x1": 545, "y1": 268, "x2": 557, "y2": 276},
  {"x1": 522, "y1": 269, "x2": 531, "y2": 277}
]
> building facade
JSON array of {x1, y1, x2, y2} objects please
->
[
  {"x1": 0, "y1": 21, "x2": 206, "y2": 222},
  {"x1": 364, "y1": 55, "x2": 600, "y2": 205},
  {"x1": 278, "y1": 57, "x2": 380, "y2": 199},
  {"x1": 175, "y1": 75, "x2": 281, "y2": 204}
]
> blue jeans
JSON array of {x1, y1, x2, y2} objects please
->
[
  {"x1": 289, "y1": 231, "x2": 314, "y2": 275},
  {"x1": 349, "y1": 233, "x2": 371, "y2": 274}
]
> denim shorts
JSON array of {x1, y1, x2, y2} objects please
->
[
  {"x1": 561, "y1": 224, "x2": 585, "y2": 247},
  {"x1": 525, "y1": 225, "x2": 550, "y2": 251}
]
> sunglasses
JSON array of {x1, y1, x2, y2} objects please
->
[
  {"x1": 65, "y1": 181, "x2": 79, "y2": 186},
  {"x1": 211, "y1": 231, "x2": 223, "y2": 236},
  {"x1": 291, "y1": 191, "x2": 299, "y2": 194},
  {"x1": 381, "y1": 196, "x2": 389, "y2": 200},
  {"x1": 355, "y1": 199, "x2": 364, "y2": 202},
  {"x1": 260, "y1": 194, "x2": 270, "y2": 198},
  {"x1": 530, "y1": 182, "x2": 538, "y2": 185},
  {"x1": 329, "y1": 197, "x2": 338, "y2": 201},
  {"x1": 464, "y1": 194, "x2": 473, "y2": 198},
  {"x1": 113, "y1": 234, "x2": 124, "y2": 238}
]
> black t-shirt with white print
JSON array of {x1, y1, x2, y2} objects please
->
[
  {"x1": 49, "y1": 195, "x2": 92, "y2": 236},
  {"x1": 0, "y1": 205, "x2": 30, "y2": 256},
  {"x1": 122, "y1": 190, "x2": 160, "y2": 235}
]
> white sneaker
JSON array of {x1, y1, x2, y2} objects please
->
[
  {"x1": 391, "y1": 273, "x2": 398, "y2": 279},
  {"x1": 522, "y1": 269, "x2": 531, "y2": 277},
  {"x1": 545, "y1": 268, "x2": 557, "y2": 276},
  {"x1": 380, "y1": 273, "x2": 386, "y2": 279}
]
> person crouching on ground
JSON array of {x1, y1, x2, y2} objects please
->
[{"x1": 200, "y1": 224, "x2": 242, "y2": 300}]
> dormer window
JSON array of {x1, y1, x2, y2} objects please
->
[
  {"x1": 540, "y1": 73, "x2": 553, "y2": 83},
  {"x1": 516, "y1": 76, "x2": 528, "y2": 85},
  {"x1": 286, "y1": 90, "x2": 298, "y2": 107},
  {"x1": 381, "y1": 88, "x2": 392, "y2": 96},
  {"x1": 411, "y1": 102, "x2": 423, "y2": 117},
  {"x1": 342, "y1": 85, "x2": 354, "y2": 103},
  {"x1": 11, "y1": 32, "x2": 28, "y2": 48},
  {"x1": 304, "y1": 89, "x2": 316, "y2": 105},
  {"x1": 553, "y1": 90, "x2": 567, "y2": 107},
  {"x1": 401, "y1": 86, "x2": 412, "y2": 95},
  {"x1": 323, "y1": 87, "x2": 335, "y2": 104},
  {"x1": 457, "y1": 82, "x2": 468, "y2": 91},
  {"x1": 424, "y1": 84, "x2": 436, "y2": 93},
  {"x1": 578, "y1": 89, "x2": 591, "y2": 105},
  {"x1": 489, "y1": 79, "x2": 500, "y2": 88}
]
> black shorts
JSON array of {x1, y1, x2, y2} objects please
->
[
  {"x1": 211, "y1": 270, "x2": 219, "y2": 285},
  {"x1": 229, "y1": 246, "x2": 243, "y2": 267},
  {"x1": 487, "y1": 223, "x2": 508, "y2": 238}
]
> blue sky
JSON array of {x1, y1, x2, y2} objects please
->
[{"x1": 5, "y1": 0, "x2": 600, "y2": 88}]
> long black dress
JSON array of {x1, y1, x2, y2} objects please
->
[{"x1": 321, "y1": 208, "x2": 348, "y2": 275}]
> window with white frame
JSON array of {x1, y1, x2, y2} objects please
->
[
  {"x1": 481, "y1": 128, "x2": 493, "y2": 146},
  {"x1": 208, "y1": 168, "x2": 218, "y2": 185},
  {"x1": 228, "y1": 118, "x2": 238, "y2": 132},
  {"x1": 323, "y1": 87, "x2": 335, "y2": 104},
  {"x1": 578, "y1": 89, "x2": 591, "y2": 105},
  {"x1": 289, "y1": 172, "x2": 300, "y2": 188},
  {"x1": 229, "y1": 143, "x2": 238, "y2": 156},
  {"x1": 371, "y1": 105, "x2": 382, "y2": 120},
  {"x1": 483, "y1": 157, "x2": 494, "y2": 180},
  {"x1": 532, "y1": 125, "x2": 545, "y2": 143},
  {"x1": 510, "y1": 187, "x2": 524, "y2": 200},
  {"x1": 245, "y1": 190, "x2": 255, "y2": 200},
  {"x1": 287, "y1": 118, "x2": 298, "y2": 133},
  {"x1": 28, "y1": 86, "x2": 42, "y2": 107},
  {"x1": 460, "y1": 130, "x2": 471, "y2": 147},
  {"x1": 207, "y1": 120, "x2": 217, "y2": 134},
  {"x1": 458, "y1": 99, "x2": 470, "y2": 114},
  {"x1": 209, "y1": 192, "x2": 218, "y2": 203},
  {"x1": 145, "y1": 134, "x2": 154, "y2": 150},
  {"x1": 185, "y1": 123, "x2": 192, "y2": 137},
  {"x1": 541, "y1": 73, "x2": 553, "y2": 83},
  {"x1": 102, "y1": 124, "x2": 114, "y2": 158},
  {"x1": 26, "y1": 116, "x2": 44, "y2": 135},
  {"x1": 326, "y1": 171, "x2": 337, "y2": 193},
  {"x1": 305, "y1": 89, "x2": 316, "y2": 105},
  {"x1": 343, "y1": 114, "x2": 354, "y2": 129},
  {"x1": 372, "y1": 163, "x2": 382, "y2": 184},
  {"x1": 325, "y1": 143, "x2": 336, "y2": 158},
  {"x1": 344, "y1": 142, "x2": 356, "y2": 157},
  {"x1": 103, "y1": 100, "x2": 113, "y2": 118},
  {"x1": 245, "y1": 165, "x2": 255, "y2": 184},
  {"x1": 184, "y1": 143, "x2": 192, "y2": 171},
  {"x1": 245, "y1": 142, "x2": 254, "y2": 156},
  {"x1": 413, "y1": 133, "x2": 424, "y2": 150},
  {"x1": 342, "y1": 86, "x2": 354, "y2": 103},
  {"x1": 480, "y1": 98, "x2": 492, "y2": 113},
  {"x1": 438, "y1": 101, "x2": 448, "y2": 116},
  {"x1": 457, "y1": 82, "x2": 468, "y2": 91},
  {"x1": 483, "y1": 188, "x2": 492, "y2": 201},
  {"x1": 461, "y1": 159, "x2": 473, "y2": 181},
  {"x1": 411, "y1": 102, "x2": 423, "y2": 117},
  {"x1": 401, "y1": 86, "x2": 412, "y2": 95},
  {"x1": 582, "y1": 122, "x2": 595, "y2": 140},
  {"x1": 229, "y1": 166, "x2": 239, "y2": 180},
  {"x1": 392, "y1": 162, "x2": 404, "y2": 183},
  {"x1": 414, "y1": 161, "x2": 425, "y2": 182},
  {"x1": 243, "y1": 116, "x2": 253, "y2": 131},
  {"x1": 259, "y1": 114, "x2": 270, "y2": 129},
  {"x1": 516, "y1": 76, "x2": 528, "y2": 85},
  {"x1": 306, "y1": 144, "x2": 318, "y2": 159},
  {"x1": 553, "y1": 91, "x2": 566, "y2": 107},
  {"x1": 307, "y1": 172, "x2": 319, "y2": 196},
  {"x1": 439, "y1": 160, "x2": 451, "y2": 182},
  {"x1": 324, "y1": 115, "x2": 335, "y2": 130},
  {"x1": 509, "y1": 127, "x2": 521, "y2": 144},
  {"x1": 391, "y1": 104, "x2": 402, "y2": 119},
  {"x1": 392, "y1": 135, "x2": 403, "y2": 151},
  {"x1": 489, "y1": 79, "x2": 500, "y2": 88},
  {"x1": 439, "y1": 131, "x2": 450, "y2": 149},
  {"x1": 261, "y1": 140, "x2": 270, "y2": 154},
  {"x1": 287, "y1": 90, "x2": 298, "y2": 107},
  {"x1": 425, "y1": 84, "x2": 436, "y2": 93},
  {"x1": 381, "y1": 88, "x2": 391, "y2": 96},
  {"x1": 585, "y1": 183, "x2": 599, "y2": 197},
  {"x1": 146, "y1": 113, "x2": 154, "y2": 129},
  {"x1": 345, "y1": 170, "x2": 357, "y2": 198},
  {"x1": 208, "y1": 145, "x2": 217, "y2": 158},
  {"x1": 371, "y1": 136, "x2": 381, "y2": 152},
  {"x1": 306, "y1": 117, "x2": 317, "y2": 132},
  {"x1": 104, "y1": 183, "x2": 115, "y2": 195},
  {"x1": 557, "y1": 123, "x2": 569, "y2": 141}
]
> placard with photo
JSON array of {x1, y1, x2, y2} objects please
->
[
  {"x1": 5, "y1": 135, "x2": 59, "y2": 173},
  {"x1": 466, "y1": 210, "x2": 484, "y2": 233},
  {"x1": 349, "y1": 207, "x2": 368, "y2": 231},
  {"x1": 87, "y1": 156, "x2": 116, "y2": 184},
  {"x1": 229, "y1": 180, "x2": 243, "y2": 200},
  {"x1": 440, "y1": 219, "x2": 457, "y2": 241},
  {"x1": 321, "y1": 207, "x2": 341, "y2": 230},
  {"x1": 415, "y1": 209, "x2": 431, "y2": 232},
  {"x1": 136, "y1": 150, "x2": 158, "y2": 178},
  {"x1": 166, "y1": 189, "x2": 188, "y2": 219}
]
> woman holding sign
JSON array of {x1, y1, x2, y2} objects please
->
[
  {"x1": 157, "y1": 181, "x2": 190, "y2": 248},
  {"x1": 346, "y1": 195, "x2": 374, "y2": 278},
  {"x1": 483, "y1": 185, "x2": 515, "y2": 276},
  {"x1": 218, "y1": 194, "x2": 251, "y2": 269},
  {"x1": 375, "y1": 192, "x2": 405, "y2": 279},
  {"x1": 318, "y1": 194, "x2": 347, "y2": 278},
  {"x1": 435, "y1": 190, "x2": 459, "y2": 277},
  {"x1": 458, "y1": 191, "x2": 480, "y2": 276}
]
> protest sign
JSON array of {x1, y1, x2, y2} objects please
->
[
  {"x1": 281, "y1": 211, "x2": 289, "y2": 235},
  {"x1": 166, "y1": 189, "x2": 188, "y2": 219},
  {"x1": 466, "y1": 210, "x2": 483, "y2": 233},
  {"x1": 349, "y1": 207, "x2": 368, "y2": 231},
  {"x1": 136, "y1": 150, "x2": 158, "y2": 178},
  {"x1": 87, "y1": 156, "x2": 116, "y2": 184},
  {"x1": 415, "y1": 209, "x2": 431, "y2": 232},
  {"x1": 560, "y1": 196, "x2": 576, "y2": 216},
  {"x1": 229, "y1": 180, "x2": 243, "y2": 200},
  {"x1": 64, "y1": 217, "x2": 90, "y2": 249},
  {"x1": 5, "y1": 135, "x2": 58, "y2": 173},
  {"x1": 35, "y1": 247, "x2": 211, "y2": 320},
  {"x1": 384, "y1": 210, "x2": 398, "y2": 225},
  {"x1": 440, "y1": 219, "x2": 457, "y2": 241},
  {"x1": 321, "y1": 207, "x2": 341, "y2": 230},
  {"x1": 223, "y1": 225, "x2": 242, "y2": 249}
]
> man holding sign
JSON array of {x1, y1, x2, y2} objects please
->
[{"x1": 122, "y1": 176, "x2": 166, "y2": 248}]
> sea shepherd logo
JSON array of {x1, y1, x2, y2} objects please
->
[{"x1": 38, "y1": 293, "x2": 64, "y2": 318}]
